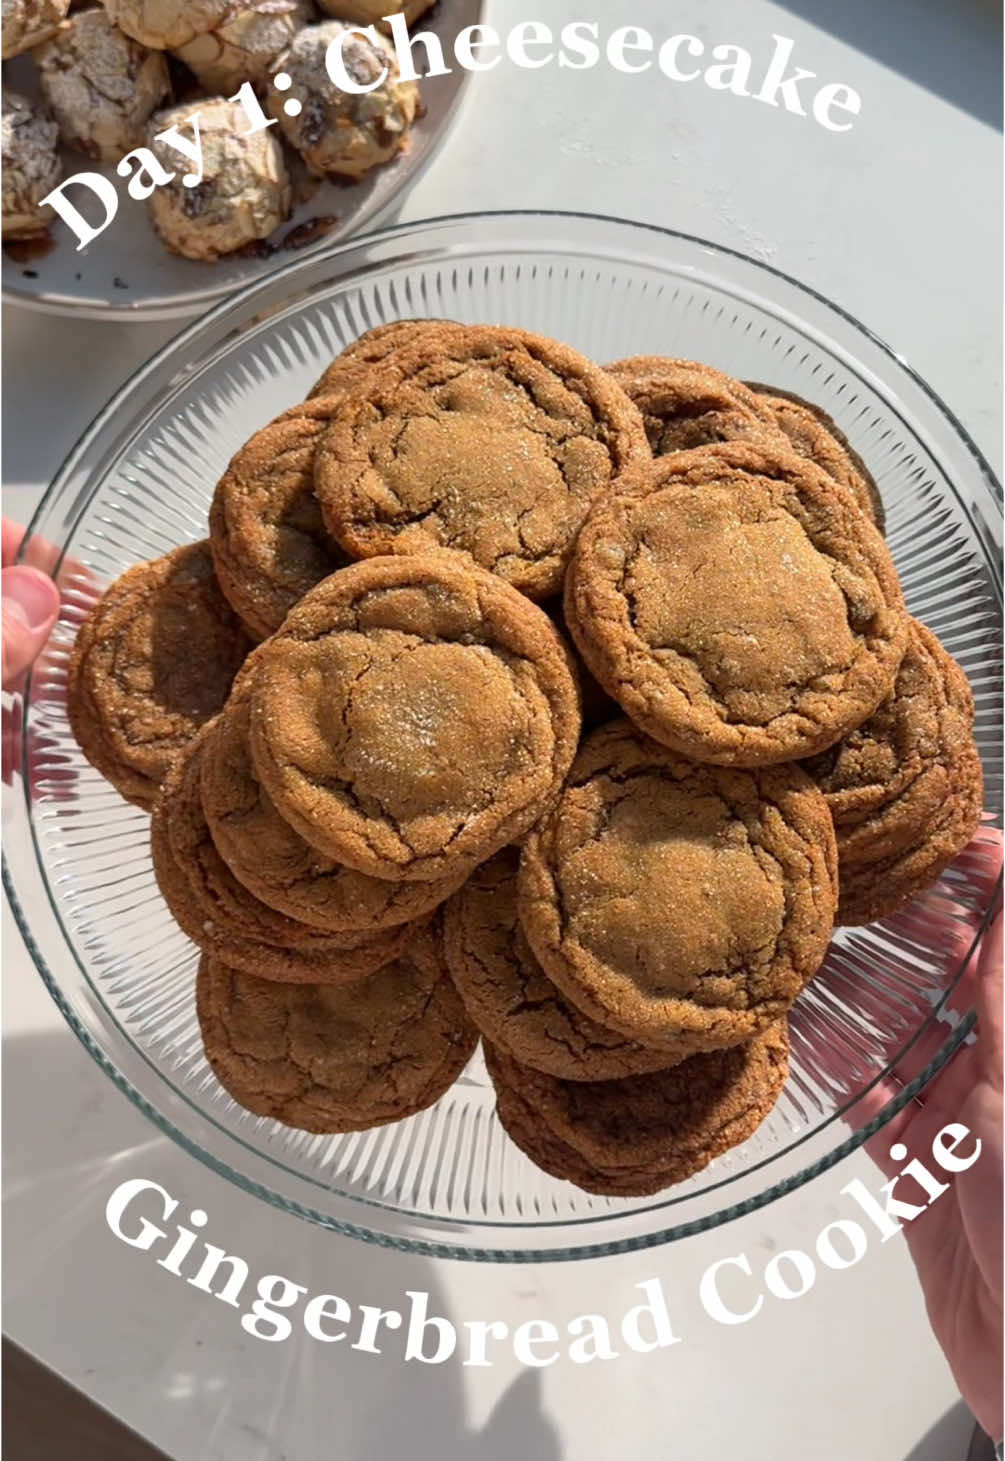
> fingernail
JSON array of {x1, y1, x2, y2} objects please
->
[{"x1": 3, "y1": 566, "x2": 60, "y2": 632}]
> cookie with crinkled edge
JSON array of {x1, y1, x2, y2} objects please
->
[
  {"x1": 314, "y1": 324, "x2": 651, "y2": 599},
  {"x1": 518, "y1": 719, "x2": 837, "y2": 1053},
  {"x1": 564, "y1": 440, "x2": 908, "y2": 767},
  {"x1": 307, "y1": 318, "x2": 455, "y2": 399},
  {"x1": 746, "y1": 381, "x2": 885, "y2": 532},
  {"x1": 197, "y1": 923, "x2": 478, "y2": 1132},
  {"x1": 443, "y1": 849, "x2": 686, "y2": 1081},
  {"x1": 209, "y1": 397, "x2": 359, "y2": 640},
  {"x1": 201, "y1": 682, "x2": 468, "y2": 932},
  {"x1": 67, "y1": 541, "x2": 251, "y2": 808},
  {"x1": 805, "y1": 618, "x2": 982, "y2": 925},
  {"x1": 605, "y1": 356, "x2": 784, "y2": 456},
  {"x1": 484, "y1": 1022, "x2": 789, "y2": 1197},
  {"x1": 248, "y1": 549, "x2": 582, "y2": 882},
  {"x1": 152, "y1": 726, "x2": 424, "y2": 982}
]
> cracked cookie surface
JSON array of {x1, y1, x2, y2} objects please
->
[
  {"x1": 805, "y1": 618, "x2": 982, "y2": 924},
  {"x1": 209, "y1": 398, "x2": 356, "y2": 640},
  {"x1": 248, "y1": 550, "x2": 582, "y2": 882},
  {"x1": 485, "y1": 1022, "x2": 789, "y2": 1196},
  {"x1": 308, "y1": 318, "x2": 454, "y2": 399},
  {"x1": 314, "y1": 324, "x2": 651, "y2": 599},
  {"x1": 565, "y1": 441, "x2": 908, "y2": 766},
  {"x1": 518, "y1": 719, "x2": 837, "y2": 1052},
  {"x1": 201, "y1": 683, "x2": 467, "y2": 932},
  {"x1": 197, "y1": 923, "x2": 477, "y2": 1132},
  {"x1": 67, "y1": 541, "x2": 251, "y2": 807},
  {"x1": 605, "y1": 356, "x2": 783, "y2": 455},
  {"x1": 746, "y1": 382, "x2": 885, "y2": 531},
  {"x1": 153, "y1": 727, "x2": 423, "y2": 981},
  {"x1": 444, "y1": 849, "x2": 684, "y2": 1081}
]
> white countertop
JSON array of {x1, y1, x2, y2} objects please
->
[{"x1": 3, "y1": 2, "x2": 1001, "y2": 1457}]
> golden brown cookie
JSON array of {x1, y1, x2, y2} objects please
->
[
  {"x1": 197, "y1": 925, "x2": 477, "y2": 1132},
  {"x1": 444, "y1": 849, "x2": 684, "y2": 1081},
  {"x1": 307, "y1": 318, "x2": 453, "y2": 399},
  {"x1": 485, "y1": 1022, "x2": 789, "y2": 1197},
  {"x1": 805, "y1": 618, "x2": 982, "y2": 924},
  {"x1": 248, "y1": 550, "x2": 582, "y2": 882},
  {"x1": 201, "y1": 684, "x2": 468, "y2": 932},
  {"x1": 518, "y1": 719, "x2": 837, "y2": 1053},
  {"x1": 746, "y1": 382, "x2": 885, "y2": 531},
  {"x1": 565, "y1": 441, "x2": 909, "y2": 766},
  {"x1": 208, "y1": 398, "x2": 353, "y2": 640},
  {"x1": 605, "y1": 356, "x2": 782, "y2": 455},
  {"x1": 152, "y1": 727, "x2": 423, "y2": 981},
  {"x1": 67, "y1": 541, "x2": 251, "y2": 807},
  {"x1": 314, "y1": 325, "x2": 651, "y2": 599}
]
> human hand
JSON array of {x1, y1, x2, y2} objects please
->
[
  {"x1": 847, "y1": 830, "x2": 1003, "y2": 1440},
  {"x1": 2, "y1": 520, "x2": 60, "y2": 688}
]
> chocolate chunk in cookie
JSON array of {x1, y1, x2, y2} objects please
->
[
  {"x1": 152, "y1": 727, "x2": 423, "y2": 981},
  {"x1": 209, "y1": 398, "x2": 353, "y2": 640},
  {"x1": 201, "y1": 684, "x2": 467, "y2": 932},
  {"x1": 518, "y1": 720, "x2": 837, "y2": 1053},
  {"x1": 444, "y1": 849, "x2": 685, "y2": 1081},
  {"x1": 248, "y1": 550, "x2": 581, "y2": 882},
  {"x1": 314, "y1": 325, "x2": 651, "y2": 599},
  {"x1": 565, "y1": 441, "x2": 908, "y2": 766},
  {"x1": 197, "y1": 924, "x2": 477, "y2": 1131},
  {"x1": 746, "y1": 382, "x2": 885, "y2": 532},
  {"x1": 67, "y1": 541, "x2": 251, "y2": 807},
  {"x1": 605, "y1": 356, "x2": 782, "y2": 455},
  {"x1": 805, "y1": 618, "x2": 982, "y2": 924},
  {"x1": 485, "y1": 1022, "x2": 789, "y2": 1197}
]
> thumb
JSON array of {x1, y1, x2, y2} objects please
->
[{"x1": 2, "y1": 566, "x2": 61, "y2": 687}]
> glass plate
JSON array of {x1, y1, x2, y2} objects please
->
[{"x1": 5, "y1": 212, "x2": 1002, "y2": 1261}]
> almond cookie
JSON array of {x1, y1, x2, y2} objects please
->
[
  {"x1": 152, "y1": 728, "x2": 422, "y2": 982},
  {"x1": 197, "y1": 924, "x2": 477, "y2": 1132},
  {"x1": 484, "y1": 1023, "x2": 789, "y2": 1197},
  {"x1": 746, "y1": 382, "x2": 885, "y2": 531},
  {"x1": 565, "y1": 441, "x2": 908, "y2": 766},
  {"x1": 805, "y1": 618, "x2": 982, "y2": 925},
  {"x1": 314, "y1": 325, "x2": 651, "y2": 599},
  {"x1": 444, "y1": 849, "x2": 685, "y2": 1082},
  {"x1": 605, "y1": 356, "x2": 782, "y2": 455},
  {"x1": 308, "y1": 318, "x2": 454, "y2": 400},
  {"x1": 518, "y1": 720, "x2": 837, "y2": 1054},
  {"x1": 201, "y1": 686, "x2": 467, "y2": 932},
  {"x1": 67, "y1": 541, "x2": 251, "y2": 808},
  {"x1": 208, "y1": 398, "x2": 354, "y2": 640},
  {"x1": 248, "y1": 551, "x2": 582, "y2": 882}
]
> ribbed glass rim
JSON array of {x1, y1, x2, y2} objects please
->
[{"x1": 5, "y1": 210, "x2": 1002, "y2": 1262}]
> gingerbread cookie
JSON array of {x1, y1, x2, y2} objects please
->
[
  {"x1": 209, "y1": 398, "x2": 353, "y2": 640},
  {"x1": 444, "y1": 849, "x2": 684, "y2": 1081},
  {"x1": 518, "y1": 720, "x2": 837, "y2": 1053},
  {"x1": 314, "y1": 325, "x2": 651, "y2": 599},
  {"x1": 67, "y1": 541, "x2": 250, "y2": 807},
  {"x1": 565, "y1": 441, "x2": 908, "y2": 766},
  {"x1": 152, "y1": 728, "x2": 422, "y2": 981},
  {"x1": 248, "y1": 550, "x2": 581, "y2": 882},
  {"x1": 201, "y1": 685, "x2": 467, "y2": 932},
  {"x1": 197, "y1": 923, "x2": 477, "y2": 1132},
  {"x1": 605, "y1": 356, "x2": 782, "y2": 455},
  {"x1": 485, "y1": 1023, "x2": 789, "y2": 1197},
  {"x1": 805, "y1": 619, "x2": 982, "y2": 924},
  {"x1": 308, "y1": 318, "x2": 453, "y2": 399},
  {"x1": 746, "y1": 382, "x2": 885, "y2": 531}
]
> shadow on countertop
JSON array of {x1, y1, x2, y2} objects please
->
[{"x1": 778, "y1": 0, "x2": 1002, "y2": 130}]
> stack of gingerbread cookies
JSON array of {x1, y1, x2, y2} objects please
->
[{"x1": 67, "y1": 322, "x2": 983, "y2": 1198}]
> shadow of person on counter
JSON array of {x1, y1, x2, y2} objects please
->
[
  {"x1": 776, "y1": 0, "x2": 1002, "y2": 130},
  {"x1": 3, "y1": 1026, "x2": 561, "y2": 1461}
]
